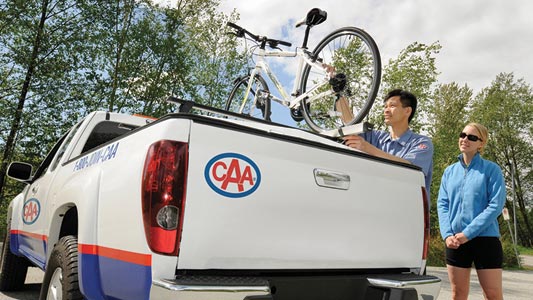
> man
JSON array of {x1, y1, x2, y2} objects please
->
[{"x1": 343, "y1": 89, "x2": 433, "y2": 198}]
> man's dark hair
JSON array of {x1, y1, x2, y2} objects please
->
[{"x1": 384, "y1": 89, "x2": 417, "y2": 123}]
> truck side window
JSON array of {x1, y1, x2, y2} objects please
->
[
  {"x1": 49, "y1": 121, "x2": 83, "y2": 172},
  {"x1": 81, "y1": 121, "x2": 137, "y2": 154},
  {"x1": 32, "y1": 130, "x2": 71, "y2": 180}
]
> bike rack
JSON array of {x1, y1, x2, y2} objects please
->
[
  {"x1": 166, "y1": 96, "x2": 282, "y2": 126},
  {"x1": 166, "y1": 96, "x2": 372, "y2": 138}
]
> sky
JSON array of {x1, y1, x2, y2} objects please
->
[
  {"x1": 156, "y1": 0, "x2": 533, "y2": 126},
  {"x1": 216, "y1": 0, "x2": 532, "y2": 96}
]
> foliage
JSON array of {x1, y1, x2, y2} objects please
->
[
  {"x1": 517, "y1": 245, "x2": 533, "y2": 256},
  {"x1": 75, "y1": 0, "x2": 243, "y2": 116},
  {"x1": 0, "y1": 0, "x2": 91, "y2": 207},
  {"x1": 183, "y1": 5, "x2": 245, "y2": 109},
  {"x1": 470, "y1": 73, "x2": 533, "y2": 247},
  {"x1": 427, "y1": 235, "x2": 446, "y2": 267},
  {"x1": 501, "y1": 239, "x2": 521, "y2": 269},
  {"x1": 428, "y1": 83, "x2": 473, "y2": 233},
  {"x1": 368, "y1": 41, "x2": 441, "y2": 132},
  {"x1": 0, "y1": 0, "x2": 244, "y2": 205}
]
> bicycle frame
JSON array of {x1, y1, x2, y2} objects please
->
[{"x1": 238, "y1": 47, "x2": 335, "y2": 115}]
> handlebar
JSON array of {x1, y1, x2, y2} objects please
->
[{"x1": 227, "y1": 22, "x2": 292, "y2": 48}]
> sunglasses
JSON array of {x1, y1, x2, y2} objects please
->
[{"x1": 459, "y1": 132, "x2": 482, "y2": 142}]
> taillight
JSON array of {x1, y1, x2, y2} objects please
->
[
  {"x1": 421, "y1": 187, "x2": 430, "y2": 260},
  {"x1": 142, "y1": 140, "x2": 188, "y2": 255}
]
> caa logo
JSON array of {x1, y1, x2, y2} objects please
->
[
  {"x1": 22, "y1": 198, "x2": 41, "y2": 225},
  {"x1": 204, "y1": 153, "x2": 261, "y2": 198}
]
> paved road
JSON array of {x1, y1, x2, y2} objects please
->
[
  {"x1": 1, "y1": 251, "x2": 532, "y2": 299},
  {"x1": 428, "y1": 265, "x2": 533, "y2": 300},
  {"x1": 1, "y1": 266, "x2": 532, "y2": 300},
  {"x1": 0, "y1": 267, "x2": 41, "y2": 300}
]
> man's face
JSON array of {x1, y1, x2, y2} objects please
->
[{"x1": 383, "y1": 96, "x2": 410, "y2": 126}]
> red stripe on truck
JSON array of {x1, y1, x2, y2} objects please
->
[{"x1": 79, "y1": 244, "x2": 152, "y2": 266}]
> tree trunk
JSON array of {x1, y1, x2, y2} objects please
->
[{"x1": 0, "y1": 0, "x2": 49, "y2": 202}]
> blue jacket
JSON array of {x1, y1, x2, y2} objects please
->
[{"x1": 437, "y1": 152, "x2": 506, "y2": 240}]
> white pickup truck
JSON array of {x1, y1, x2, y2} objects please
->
[{"x1": 0, "y1": 101, "x2": 440, "y2": 300}]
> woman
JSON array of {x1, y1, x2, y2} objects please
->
[{"x1": 437, "y1": 123, "x2": 506, "y2": 300}]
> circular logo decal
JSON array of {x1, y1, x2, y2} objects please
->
[
  {"x1": 22, "y1": 198, "x2": 41, "y2": 225},
  {"x1": 204, "y1": 153, "x2": 261, "y2": 198}
]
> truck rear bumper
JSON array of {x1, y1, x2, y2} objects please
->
[
  {"x1": 150, "y1": 274, "x2": 441, "y2": 300},
  {"x1": 150, "y1": 277, "x2": 271, "y2": 300}
]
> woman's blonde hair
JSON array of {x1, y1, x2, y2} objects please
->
[{"x1": 466, "y1": 122, "x2": 489, "y2": 154}]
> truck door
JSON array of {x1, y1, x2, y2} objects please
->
[{"x1": 16, "y1": 122, "x2": 81, "y2": 269}]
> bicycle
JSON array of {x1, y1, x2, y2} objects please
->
[{"x1": 225, "y1": 8, "x2": 381, "y2": 135}]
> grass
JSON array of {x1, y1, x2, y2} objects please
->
[{"x1": 518, "y1": 245, "x2": 533, "y2": 256}]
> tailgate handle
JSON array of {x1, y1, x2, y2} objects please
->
[{"x1": 313, "y1": 169, "x2": 350, "y2": 190}]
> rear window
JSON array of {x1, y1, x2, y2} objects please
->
[{"x1": 81, "y1": 121, "x2": 137, "y2": 154}]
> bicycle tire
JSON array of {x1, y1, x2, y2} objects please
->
[
  {"x1": 299, "y1": 27, "x2": 381, "y2": 133},
  {"x1": 225, "y1": 74, "x2": 271, "y2": 121}
]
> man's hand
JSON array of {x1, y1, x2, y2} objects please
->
[
  {"x1": 323, "y1": 63, "x2": 336, "y2": 78},
  {"x1": 343, "y1": 135, "x2": 370, "y2": 152},
  {"x1": 336, "y1": 96, "x2": 354, "y2": 125}
]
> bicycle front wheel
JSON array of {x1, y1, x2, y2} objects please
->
[
  {"x1": 299, "y1": 27, "x2": 381, "y2": 133},
  {"x1": 226, "y1": 74, "x2": 271, "y2": 121}
]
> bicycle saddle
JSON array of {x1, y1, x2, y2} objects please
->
[{"x1": 305, "y1": 8, "x2": 327, "y2": 26}]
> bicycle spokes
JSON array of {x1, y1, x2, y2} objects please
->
[{"x1": 300, "y1": 27, "x2": 381, "y2": 133}]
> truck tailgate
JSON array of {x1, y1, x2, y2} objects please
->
[{"x1": 178, "y1": 120, "x2": 426, "y2": 270}]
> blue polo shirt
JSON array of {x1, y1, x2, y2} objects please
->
[
  {"x1": 437, "y1": 153, "x2": 506, "y2": 240},
  {"x1": 362, "y1": 129, "x2": 434, "y2": 199}
]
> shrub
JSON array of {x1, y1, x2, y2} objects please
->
[
  {"x1": 427, "y1": 235, "x2": 446, "y2": 267},
  {"x1": 501, "y1": 238, "x2": 521, "y2": 269}
]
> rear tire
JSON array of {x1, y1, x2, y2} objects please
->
[
  {"x1": 300, "y1": 27, "x2": 381, "y2": 133},
  {"x1": 39, "y1": 235, "x2": 83, "y2": 300},
  {"x1": 0, "y1": 228, "x2": 29, "y2": 291},
  {"x1": 226, "y1": 74, "x2": 271, "y2": 121}
]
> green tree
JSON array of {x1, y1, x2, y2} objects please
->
[
  {"x1": 469, "y1": 73, "x2": 533, "y2": 247},
  {"x1": 184, "y1": 7, "x2": 245, "y2": 109},
  {"x1": 75, "y1": 0, "x2": 243, "y2": 117},
  {"x1": 0, "y1": 0, "x2": 90, "y2": 203},
  {"x1": 369, "y1": 41, "x2": 441, "y2": 132},
  {"x1": 428, "y1": 82, "x2": 473, "y2": 232},
  {"x1": 0, "y1": 0, "x2": 245, "y2": 229}
]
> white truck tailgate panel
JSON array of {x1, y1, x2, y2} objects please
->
[{"x1": 178, "y1": 122, "x2": 425, "y2": 270}]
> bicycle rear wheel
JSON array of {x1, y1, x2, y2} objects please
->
[
  {"x1": 299, "y1": 27, "x2": 381, "y2": 133},
  {"x1": 226, "y1": 74, "x2": 271, "y2": 121}
]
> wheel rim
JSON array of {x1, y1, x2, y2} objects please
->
[
  {"x1": 300, "y1": 28, "x2": 381, "y2": 133},
  {"x1": 47, "y1": 267, "x2": 63, "y2": 300},
  {"x1": 227, "y1": 75, "x2": 270, "y2": 120}
]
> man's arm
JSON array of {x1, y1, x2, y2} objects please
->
[{"x1": 342, "y1": 135, "x2": 411, "y2": 164}]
